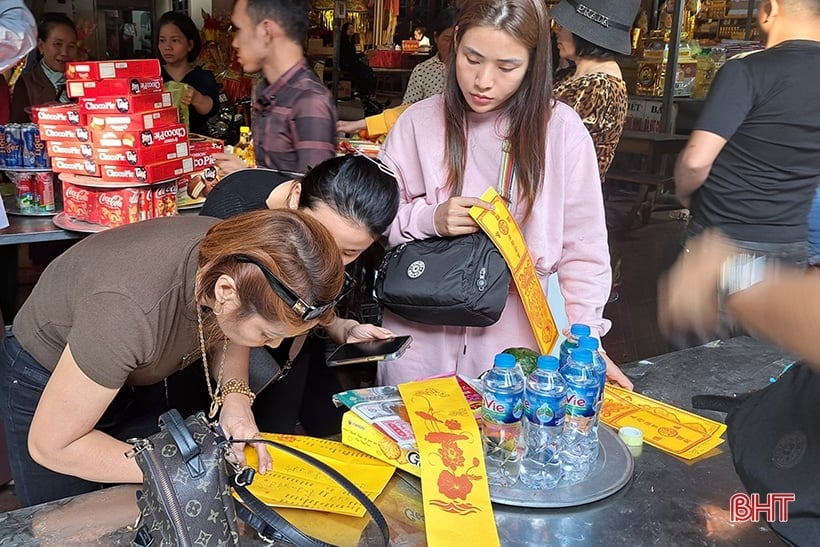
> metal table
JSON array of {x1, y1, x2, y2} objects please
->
[{"x1": 0, "y1": 337, "x2": 792, "y2": 545}]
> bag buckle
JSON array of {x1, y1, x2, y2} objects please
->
[{"x1": 124, "y1": 438, "x2": 152, "y2": 459}]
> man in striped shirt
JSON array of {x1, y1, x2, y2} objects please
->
[{"x1": 216, "y1": 0, "x2": 336, "y2": 175}]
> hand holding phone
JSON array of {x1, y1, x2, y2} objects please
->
[{"x1": 326, "y1": 336, "x2": 413, "y2": 367}]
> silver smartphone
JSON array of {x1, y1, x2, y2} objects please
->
[{"x1": 326, "y1": 336, "x2": 413, "y2": 367}]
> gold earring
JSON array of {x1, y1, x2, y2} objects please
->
[{"x1": 213, "y1": 300, "x2": 225, "y2": 316}]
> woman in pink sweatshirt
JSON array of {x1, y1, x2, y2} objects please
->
[{"x1": 377, "y1": 0, "x2": 631, "y2": 388}]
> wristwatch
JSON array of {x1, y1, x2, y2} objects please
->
[{"x1": 719, "y1": 253, "x2": 767, "y2": 297}]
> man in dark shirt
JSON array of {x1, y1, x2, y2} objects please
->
[
  {"x1": 214, "y1": 0, "x2": 336, "y2": 174},
  {"x1": 675, "y1": 0, "x2": 820, "y2": 265}
]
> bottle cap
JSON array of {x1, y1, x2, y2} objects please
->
[
  {"x1": 569, "y1": 348, "x2": 592, "y2": 364},
  {"x1": 493, "y1": 353, "x2": 516, "y2": 368},
  {"x1": 536, "y1": 355, "x2": 559, "y2": 371},
  {"x1": 618, "y1": 426, "x2": 644, "y2": 447},
  {"x1": 569, "y1": 324, "x2": 591, "y2": 337},
  {"x1": 240, "y1": 126, "x2": 250, "y2": 134},
  {"x1": 577, "y1": 336, "x2": 599, "y2": 351}
]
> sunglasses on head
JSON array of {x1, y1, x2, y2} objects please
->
[{"x1": 234, "y1": 255, "x2": 353, "y2": 321}]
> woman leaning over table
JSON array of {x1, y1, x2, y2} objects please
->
[
  {"x1": 551, "y1": 0, "x2": 639, "y2": 181},
  {"x1": 10, "y1": 12, "x2": 78, "y2": 123},
  {"x1": 376, "y1": 0, "x2": 632, "y2": 389},
  {"x1": 0, "y1": 209, "x2": 345, "y2": 507}
]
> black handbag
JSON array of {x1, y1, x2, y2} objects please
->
[
  {"x1": 726, "y1": 363, "x2": 820, "y2": 546},
  {"x1": 375, "y1": 232, "x2": 512, "y2": 327},
  {"x1": 128, "y1": 409, "x2": 389, "y2": 547}
]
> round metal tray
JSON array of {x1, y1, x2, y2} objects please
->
[
  {"x1": 53, "y1": 212, "x2": 109, "y2": 233},
  {"x1": 0, "y1": 167, "x2": 53, "y2": 173},
  {"x1": 489, "y1": 425, "x2": 633, "y2": 508},
  {"x1": 58, "y1": 173, "x2": 178, "y2": 189}
]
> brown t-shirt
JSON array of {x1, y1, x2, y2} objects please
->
[{"x1": 13, "y1": 215, "x2": 220, "y2": 389}]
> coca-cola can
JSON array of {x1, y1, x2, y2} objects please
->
[
  {"x1": 138, "y1": 188, "x2": 153, "y2": 221},
  {"x1": 35, "y1": 172, "x2": 55, "y2": 212}
]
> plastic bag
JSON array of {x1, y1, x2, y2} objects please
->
[
  {"x1": 164, "y1": 81, "x2": 190, "y2": 130},
  {"x1": 0, "y1": 0, "x2": 37, "y2": 73}
]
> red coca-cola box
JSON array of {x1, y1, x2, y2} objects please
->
[
  {"x1": 51, "y1": 157, "x2": 100, "y2": 177},
  {"x1": 138, "y1": 187, "x2": 153, "y2": 221},
  {"x1": 87, "y1": 107, "x2": 179, "y2": 133},
  {"x1": 66, "y1": 59, "x2": 161, "y2": 81},
  {"x1": 62, "y1": 182, "x2": 93, "y2": 221},
  {"x1": 98, "y1": 156, "x2": 194, "y2": 184},
  {"x1": 153, "y1": 180, "x2": 178, "y2": 217},
  {"x1": 94, "y1": 142, "x2": 189, "y2": 166},
  {"x1": 92, "y1": 123, "x2": 188, "y2": 148},
  {"x1": 46, "y1": 140, "x2": 95, "y2": 160},
  {"x1": 80, "y1": 92, "x2": 173, "y2": 115},
  {"x1": 97, "y1": 188, "x2": 140, "y2": 227},
  {"x1": 31, "y1": 103, "x2": 86, "y2": 126},
  {"x1": 66, "y1": 77, "x2": 164, "y2": 99},
  {"x1": 38, "y1": 124, "x2": 91, "y2": 142}
]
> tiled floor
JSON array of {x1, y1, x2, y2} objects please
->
[{"x1": 0, "y1": 183, "x2": 687, "y2": 514}]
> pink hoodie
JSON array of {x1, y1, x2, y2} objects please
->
[{"x1": 377, "y1": 95, "x2": 611, "y2": 385}]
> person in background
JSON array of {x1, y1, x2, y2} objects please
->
[
  {"x1": 0, "y1": 210, "x2": 345, "y2": 507},
  {"x1": 157, "y1": 11, "x2": 220, "y2": 136},
  {"x1": 412, "y1": 25, "x2": 430, "y2": 48},
  {"x1": 337, "y1": 7, "x2": 458, "y2": 136},
  {"x1": 10, "y1": 12, "x2": 77, "y2": 123},
  {"x1": 375, "y1": 0, "x2": 631, "y2": 389},
  {"x1": 214, "y1": 0, "x2": 336, "y2": 176},
  {"x1": 200, "y1": 155, "x2": 400, "y2": 434},
  {"x1": 340, "y1": 22, "x2": 375, "y2": 98},
  {"x1": 550, "y1": 0, "x2": 640, "y2": 181},
  {"x1": 674, "y1": 0, "x2": 820, "y2": 268},
  {"x1": 0, "y1": 0, "x2": 37, "y2": 73}
]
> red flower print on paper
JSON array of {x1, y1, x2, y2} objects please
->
[
  {"x1": 437, "y1": 470, "x2": 473, "y2": 500},
  {"x1": 438, "y1": 440, "x2": 465, "y2": 471}
]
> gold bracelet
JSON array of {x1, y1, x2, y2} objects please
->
[{"x1": 214, "y1": 378, "x2": 256, "y2": 408}]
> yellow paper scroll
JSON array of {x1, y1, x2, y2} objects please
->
[
  {"x1": 601, "y1": 384, "x2": 727, "y2": 460},
  {"x1": 399, "y1": 377, "x2": 500, "y2": 547},
  {"x1": 242, "y1": 434, "x2": 394, "y2": 516},
  {"x1": 469, "y1": 187, "x2": 559, "y2": 355}
]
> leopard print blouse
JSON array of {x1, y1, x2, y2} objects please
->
[{"x1": 554, "y1": 72, "x2": 628, "y2": 181}]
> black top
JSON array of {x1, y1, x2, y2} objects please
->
[
  {"x1": 199, "y1": 168, "x2": 292, "y2": 220},
  {"x1": 161, "y1": 66, "x2": 220, "y2": 136},
  {"x1": 692, "y1": 40, "x2": 820, "y2": 243}
]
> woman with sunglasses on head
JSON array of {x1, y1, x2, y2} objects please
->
[
  {"x1": 376, "y1": 0, "x2": 632, "y2": 389},
  {"x1": 0, "y1": 209, "x2": 345, "y2": 507},
  {"x1": 199, "y1": 154, "x2": 400, "y2": 434}
]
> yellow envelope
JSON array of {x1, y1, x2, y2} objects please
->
[
  {"x1": 242, "y1": 434, "x2": 394, "y2": 517},
  {"x1": 601, "y1": 384, "x2": 727, "y2": 460}
]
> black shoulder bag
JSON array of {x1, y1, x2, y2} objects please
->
[
  {"x1": 726, "y1": 363, "x2": 820, "y2": 546},
  {"x1": 127, "y1": 409, "x2": 389, "y2": 547}
]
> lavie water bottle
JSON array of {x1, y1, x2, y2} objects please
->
[
  {"x1": 482, "y1": 353, "x2": 525, "y2": 487},
  {"x1": 560, "y1": 348, "x2": 599, "y2": 485},
  {"x1": 559, "y1": 323, "x2": 591, "y2": 369},
  {"x1": 520, "y1": 355, "x2": 566, "y2": 489}
]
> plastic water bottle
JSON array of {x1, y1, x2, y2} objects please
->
[
  {"x1": 577, "y1": 336, "x2": 608, "y2": 460},
  {"x1": 520, "y1": 356, "x2": 566, "y2": 489},
  {"x1": 559, "y1": 323, "x2": 591, "y2": 369},
  {"x1": 560, "y1": 348, "x2": 599, "y2": 485},
  {"x1": 482, "y1": 353, "x2": 525, "y2": 487}
]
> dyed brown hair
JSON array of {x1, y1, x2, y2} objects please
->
[
  {"x1": 444, "y1": 0, "x2": 553, "y2": 220},
  {"x1": 195, "y1": 209, "x2": 345, "y2": 341}
]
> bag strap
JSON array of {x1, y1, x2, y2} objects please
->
[
  {"x1": 160, "y1": 409, "x2": 206, "y2": 479},
  {"x1": 230, "y1": 437, "x2": 390, "y2": 547},
  {"x1": 497, "y1": 141, "x2": 516, "y2": 203}
]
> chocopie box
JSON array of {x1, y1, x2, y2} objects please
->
[
  {"x1": 62, "y1": 182, "x2": 93, "y2": 221},
  {"x1": 177, "y1": 133, "x2": 224, "y2": 208},
  {"x1": 31, "y1": 103, "x2": 86, "y2": 126},
  {"x1": 94, "y1": 142, "x2": 189, "y2": 166},
  {"x1": 86, "y1": 107, "x2": 179, "y2": 133},
  {"x1": 66, "y1": 59, "x2": 161, "y2": 81},
  {"x1": 67, "y1": 77, "x2": 164, "y2": 99},
  {"x1": 98, "y1": 156, "x2": 194, "y2": 185},
  {"x1": 51, "y1": 156, "x2": 100, "y2": 177},
  {"x1": 92, "y1": 123, "x2": 188, "y2": 149},
  {"x1": 80, "y1": 92, "x2": 173, "y2": 115},
  {"x1": 97, "y1": 188, "x2": 141, "y2": 227},
  {"x1": 47, "y1": 140, "x2": 95, "y2": 160},
  {"x1": 38, "y1": 124, "x2": 91, "y2": 142}
]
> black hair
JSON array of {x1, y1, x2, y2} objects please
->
[
  {"x1": 245, "y1": 0, "x2": 310, "y2": 44},
  {"x1": 157, "y1": 11, "x2": 203, "y2": 63},
  {"x1": 572, "y1": 34, "x2": 620, "y2": 60},
  {"x1": 432, "y1": 7, "x2": 459, "y2": 36},
  {"x1": 299, "y1": 155, "x2": 399, "y2": 238},
  {"x1": 37, "y1": 13, "x2": 77, "y2": 42}
]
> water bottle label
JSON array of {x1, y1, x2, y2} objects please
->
[
  {"x1": 524, "y1": 394, "x2": 565, "y2": 426},
  {"x1": 565, "y1": 385, "x2": 597, "y2": 418},
  {"x1": 482, "y1": 390, "x2": 524, "y2": 424}
]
